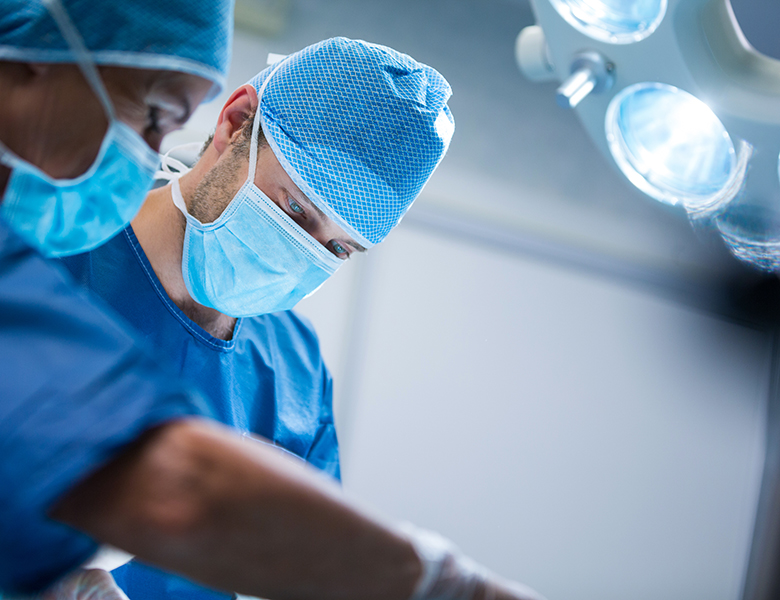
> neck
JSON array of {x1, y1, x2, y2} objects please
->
[{"x1": 132, "y1": 172, "x2": 237, "y2": 341}]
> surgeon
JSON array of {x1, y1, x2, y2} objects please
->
[
  {"x1": 0, "y1": 0, "x2": 233, "y2": 593},
  {"x1": 0, "y1": 3, "x2": 546, "y2": 600},
  {"x1": 60, "y1": 37, "x2": 450, "y2": 600}
]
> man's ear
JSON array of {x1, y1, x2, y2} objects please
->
[{"x1": 212, "y1": 84, "x2": 258, "y2": 156}]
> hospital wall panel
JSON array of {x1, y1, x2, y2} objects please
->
[{"x1": 299, "y1": 224, "x2": 771, "y2": 600}]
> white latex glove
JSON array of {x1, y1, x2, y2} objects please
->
[
  {"x1": 39, "y1": 569, "x2": 129, "y2": 600},
  {"x1": 401, "y1": 525, "x2": 547, "y2": 600}
]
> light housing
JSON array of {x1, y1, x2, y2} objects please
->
[{"x1": 716, "y1": 204, "x2": 780, "y2": 272}]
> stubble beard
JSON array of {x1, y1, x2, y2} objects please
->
[{"x1": 189, "y1": 145, "x2": 246, "y2": 224}]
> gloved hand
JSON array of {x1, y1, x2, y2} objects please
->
[
  {"x1": 40, "y1": 569, "x2": 129, "y2": 600},
  {"x1": 401, "y1": 525, "x2": 547, "y2": 600}
]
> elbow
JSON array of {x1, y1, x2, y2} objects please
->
[
  {"x1": 127, "y1": 419, "x2": 225, "y2": 540},
  {"x1": 51, "y1": 419, "x2": 227, "y2": 547}
]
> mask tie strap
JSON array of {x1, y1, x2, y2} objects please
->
[
  {"x1": 42, "y1": 0, "x2": 117, "y2": 122},
  {"x1": 170, "y1": 178, "x2": 192, "y2": 220},
  {"x1": 246, "y1": 99, "x2": 263, "y2": 184},
  {"x1": 246, "y1": 57, "x2": 289, "y2": 185},
  {"x1": 156, "y1": 143, "x2": 200, "y2": 182}
]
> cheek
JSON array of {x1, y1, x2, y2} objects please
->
[
  {"x1": 142, "y1": 130, "x2": 164, "y2": 154},
  {"x1": 191, "y1": 155, "x2": 247, "y2": 222},
  {"x1": 37, "y1": 72, "x2": 110, "y2": 178}
]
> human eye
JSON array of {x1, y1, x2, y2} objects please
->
[
  {"x1": 287, "y1": 197, "x2": 305, "y2": 216},
  {"x1": 147, "y1": 106, "x2": 163, "y2": 135},
  {"x1": 328, "y1": 240, "x2": 350, "y2": 259}
]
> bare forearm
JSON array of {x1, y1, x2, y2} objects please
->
[{"x1": 51, "y1": 419, "x2": 420, "y2": 600}]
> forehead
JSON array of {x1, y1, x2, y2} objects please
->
[
  {"x1": 102, "y1": 67, "x2": 211, "y2": 112},
  {"x1": 148, "y1": 69, "x2": 213, "y2": 95},
  {"x1": 147, "y1": 71, "x2": 212, "y2": 118}
]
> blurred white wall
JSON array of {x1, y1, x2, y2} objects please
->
[
  {"x1": 298, "y1": 224, "x2": 770, "y2": 600},
  {"x1": 169, "y1": 1, "x2": 778, "y2": 598}
]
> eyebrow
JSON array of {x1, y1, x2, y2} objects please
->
[{"x1": 346, "y1": 240, "x2": 367, "y2": 253}]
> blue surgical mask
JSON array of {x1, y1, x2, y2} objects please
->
[
  {"x1": 0, "y1": 123, "x2": 159, "y2": 258},
  {"x1": 0, "y1": 0, "x2": 159, "y2": 258},
  {"x1": 171, "y1": 176, "x2": 343, "y2": 318},
  {"x1": 171, "y1": 107, "x2": 343, "y2": 318}
]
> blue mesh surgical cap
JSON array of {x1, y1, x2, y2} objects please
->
[
  {"x1": 0, "y1": 0, "x2": 233, "y2": 99},
  {"x1": 250, "y1": 37, "x2": 455, "y2": 247}
]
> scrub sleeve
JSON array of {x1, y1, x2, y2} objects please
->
[{"x1": 0, "y1": 220, "x2": 211, "y2": 594}]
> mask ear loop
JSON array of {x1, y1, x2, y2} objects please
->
[
  {"x1": 246, "y1": 102, "x2": 262, "y2": 185},
  {"x1": 42, "y1": 0, "x2": 117, "y2": 122}
]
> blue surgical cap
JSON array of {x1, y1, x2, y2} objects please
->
[
  {"x1": 0, "y1": 0, "x2": 233, "y2": 99},
  {"x1": 250, "y1": 37, "x2": 455, "y2": 247}
]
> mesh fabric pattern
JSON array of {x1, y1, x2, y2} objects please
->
[
  {"x1": 0, "y1": 0, "x2": 233, "y2": 98},
  {"x1": 250, "y1": 37, "x2": 454, "y2": 246}
]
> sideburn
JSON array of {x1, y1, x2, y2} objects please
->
[{"x1": 189, "y1": 113, "x2": 265, "y2": 224}]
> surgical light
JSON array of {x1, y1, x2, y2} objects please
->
[
  {"x1": 548, "y1": 0, "x2": 667, "y2": 44},
  {"x1": 516, "y1": 0, "x2": 780, "y2": 272},
  {"x1": 605, "y1": 83, "x2": 740, "y2": 209}
]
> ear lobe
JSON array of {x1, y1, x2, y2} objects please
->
[{"x1": 212, "y1": 84, "x2": 258, "y2": 155}]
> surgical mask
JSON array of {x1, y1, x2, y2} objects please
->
[
  {"x1": 171, "y1": 102, "x2": 343, "y2": 318},
  {"x1": 0, "y1": 0, "x2": 159, "y2": 257}
]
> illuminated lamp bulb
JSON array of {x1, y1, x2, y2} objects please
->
[
  {"x1": 548, "y1": 0, "x2": 666, "y2": 44},
  {"x1": 605, "y1": 83, "x2": 745, "y2": 212}
]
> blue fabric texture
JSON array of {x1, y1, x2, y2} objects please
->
[
  {"x1": 61, "y1": 226, "x2": 340, "y2": 600},
  {"x1": 111, "y1": 564, "x2": 229, "y2": 600},
  {"x1": 0, "y1": 219, "x2": 211, "y2": 595},
  {"x1": 250, "y1": 37, "x2": 455, "y2": 247},
  {"x1": 0, "y1": 0, "x2": 233, "y2": 98}
]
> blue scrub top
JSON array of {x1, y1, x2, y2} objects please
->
[
  {"x1": 61, "y1": 225, "x2": 340, "y2": 600},
  {"x1": 0, "y1": 219, "x2": 211, "y2": 595}
]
